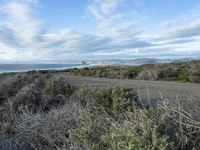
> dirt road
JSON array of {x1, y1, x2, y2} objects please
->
[{"x1": 63, "y1": 75, "x2": 200, "y2": 103}]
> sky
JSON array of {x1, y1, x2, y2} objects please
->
[{"x1": 0, "y1": 0, "x2": 200, "y2": 63}]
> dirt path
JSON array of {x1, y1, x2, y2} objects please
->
[{"x1": 61, "y1": 75, "x2": 200, "y2": 103}]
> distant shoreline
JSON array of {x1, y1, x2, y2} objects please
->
[{"x1": 0, "y1": 64, "x2": 94, "y2": 74}]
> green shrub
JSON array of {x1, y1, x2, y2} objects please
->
[
  {"x1": 69, "y1": 109, "x2": 176, "y2": 150},
  {"x1": 70, "y1": 85, "x2": 138, "y2": 113},
  {"x1": 69, "y1": 110, "x2": 111, "y2": 149},
  {"x1": 126, "y1": 67, "x2": 142, "y2": 79},
  {"x1": 44, "y1": 76, "x2": 75, "y2": 98},
  {"x1": 70, "y1": 85, "x2": 92, "y2": 107},
  {"x1": 158, "y1": 68, "x2": 178, "y2": 80},
  {"x1": 176, "y1": 68, "x2": 189, "y2": 81},
  {"x1": 101, "y1": 110, "x2": 175, "y2": 150},
  {"x1": 109, "y1": 86, "x2": 138, "y2": 112}
]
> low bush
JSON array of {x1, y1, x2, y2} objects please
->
[
  {"x1": 44, "y1": 76, "x2": 75, "y2": 98},
  {"x1": 12, "y1": 83, "x2": 44, "y2": 113},
  {"x1": 101, "y1": 111, "x2": 174, "y2": 150},
  {"x1": 69, "y1": 109, "x2": 111, "y2": 149},
  {"x1": 70, "y1": 85, "x2": 138, "y2": 113},
  {"x1": 69, "y1": 102, "x2": 200, "y2": 150},
  {"x1": 9, "y1": 104, "x2": 81, "y2": 150}
]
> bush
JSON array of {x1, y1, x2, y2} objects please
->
[
  {"x1": 125, "y1": 67, "x2": 142, "y2": 79},
  {"x1": 190, "y1": 69, "x2": 200, "y2": 83},
  {"x1": 101, "y1": 111, "x2": 174, "y2": 150},
  {"x1": 69, "y1": 109, "x2": 111, "y2": 149},
  {"x1": 0, "y1": 72, "x2": 47, "y2": 98},
  {"x1": 9, "y1": 104, "x2": 81, "y2": 150},
  {"x1": 177, "y1": 69, "x2": 189, "y2": 81},
  {"x1": 12, "y1": 83, "x2": 44, "y2": 113},
  {"x1": 44, "y1": 76, "x2": 75, "y2": 98},
  {"x1": 70, "y1": 85, "x2": 138, "y2": 113}
]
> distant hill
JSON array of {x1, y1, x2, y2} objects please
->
[{"x1": 83, "y1": 58, "x2": 199, "y2": 66}]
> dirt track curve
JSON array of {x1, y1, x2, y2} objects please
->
[{"x1": 62, "y1": 75, "x2": 200, "y2": 104}]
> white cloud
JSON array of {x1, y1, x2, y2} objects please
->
[
  {"x1": 153, "y1": 7, "x2": 200, "y2": 41},
  {"x1": 0, "y1": 0, "x2": 152, "y2": 63},
  {"x1": 87, "y1": 0, "x2": 144, "y2": 40},
  {"x1": 0, "y1": 0, "x2": 200, "y2": 63}
]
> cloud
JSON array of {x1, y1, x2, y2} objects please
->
[
  {"x1": 0, "y1": 0, "x2": 200, "y2": 63},
  {"x1": 0, "y1": 0, "x2": 43, "y2": 47},
  {"x1": 153, "y1": 7, "x2": 200, "y2": 41},
  {"x1": 0, "y1": 0, "x2": 152, "y2": 63},
  {"x1": 0, "y1": 26, "x2": 21, "y2": 47},
  {"x1": 136, "y1": 7, "x2": 200, "y2": 59},
  {"x1": 86, "y1": 0, "x2": 144, "y2": 40}
]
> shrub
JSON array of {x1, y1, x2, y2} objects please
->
[
  {"x1": 12, "y1": 83, "x2": 44, "y2": 113},
  {"x1": 126, "y1": 67, "x2": 142, "y2": 79},
  {"x1": 44, "y1": 76, "x2": 75, "y2": 98},
  {"x1": 101, "y1": 111, "x2": 174, "y2": 150},
  {"x1": 0, "y1": 72, "x2": 47, "y2": 98},
  {"x1": 177, "y1": 68, "x2": 189, "y2": 81},
  {"x1": 70, "y1": 85, "x2": 94, "y2": 107},
  {"x1": 190, "y1": 69, "x2": 200, "y2": 83},
  {"x1": 69, "y1": 109, "x2": 111, "y2": 149},
  {"x1": 70, "y1": 85, "x2": 138, "y2": 113},
  {"x1": 9, "y1": 104, "x2": 81, "y2": 150}
]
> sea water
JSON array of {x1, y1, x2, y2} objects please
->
[{"x1": 0, "y1": 64, "x2": 87, "y2": 73}]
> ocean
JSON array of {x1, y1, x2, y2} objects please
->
[{"x1": 0, "y1": 64, "x2": 88, "y2": 73}]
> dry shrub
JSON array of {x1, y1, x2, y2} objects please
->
[
  {"x1": 12, "y1": 83, "x2": 44, "y2": 113},
  {"x1": 5, "y1": 103, "x2": 81, "y2": 150},
  {"x1": 1, "y1": 75, "x2": 200, "y2": 150},
  {"x1": 0, "y1": 72, "x2": 47, "y2": 98}
]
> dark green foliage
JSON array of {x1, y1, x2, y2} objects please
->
[
  {"x1": 177, "y1": 68, "x2": 189, "y2": 81},
  {"x1": 126, "y1": 67, "x2": 142, "y2": 79},
  {"x1": 158, "y1": 68, "x2": 189, "y2": 81},
  {"x1": 158, "y1": 68, "x2": 179, "y2": 80}
]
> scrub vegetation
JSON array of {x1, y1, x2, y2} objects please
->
[
  {"x1": 0, "y1": 70, "x2": 200, "y2": 150},
  {"x1": 69, "y1": 60, "x2": 200, "y2": 83}
]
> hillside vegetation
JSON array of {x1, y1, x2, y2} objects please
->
[
  {"x1": 0, "y1": 71, "x2": 200, "y2": 149},
  {"x1": 69, "y1": 60, "x2": 200, "y2": 83}
]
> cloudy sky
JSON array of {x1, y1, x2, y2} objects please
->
[{"x1": 0, "y1": 0, "x2": 200, "y2": 63}]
